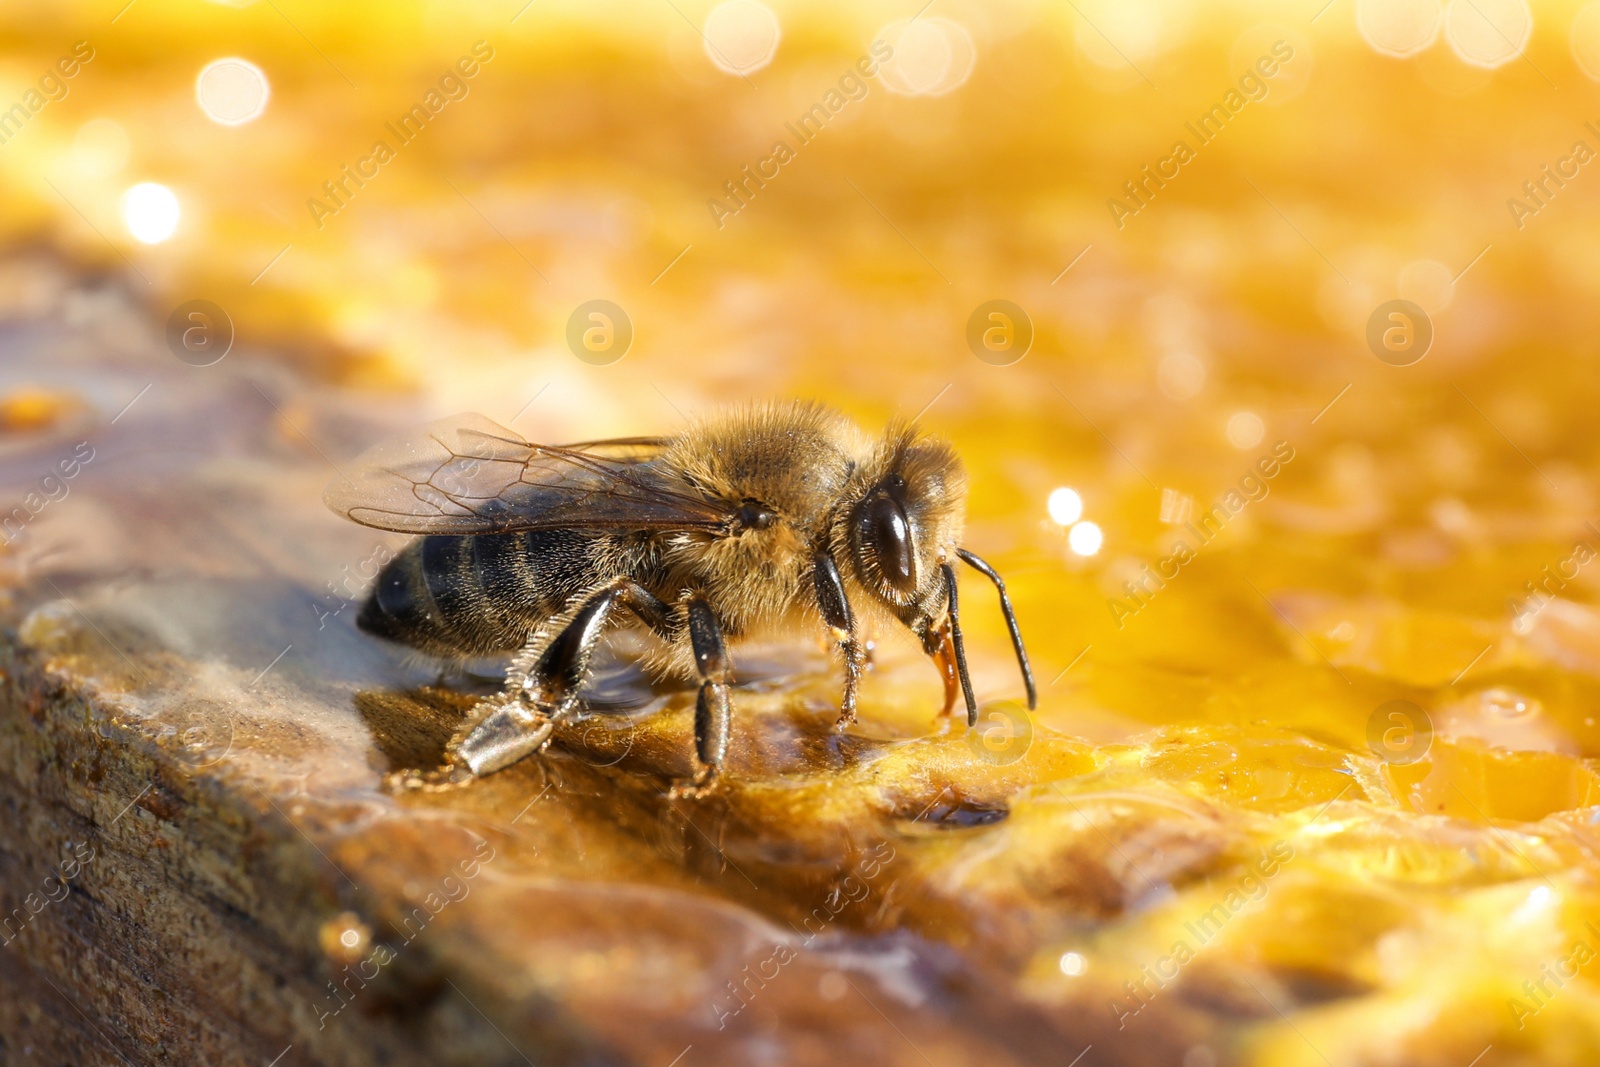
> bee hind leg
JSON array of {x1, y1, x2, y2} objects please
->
[
  {"x1": 450, "y1": 579, "x2": 672, "y2": 779},
  {"x1": 669, "y1": 595, "x2": 731, "y2": 799}
]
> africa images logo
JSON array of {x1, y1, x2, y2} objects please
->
[{"x1": 1106, "y1": 40, "x2": 1295, "y2": 229}]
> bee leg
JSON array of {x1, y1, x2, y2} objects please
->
[
  {"x1": 453, "y1": 580, "x2": 670, "y2": 778},
  {"x1": 812, "y1": 553, "x2": 865, "y2": 728},
  {"x1": 669, "y1": 595, "x2": 731, "y2": 799}
]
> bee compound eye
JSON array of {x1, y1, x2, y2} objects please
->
[
  {"x1": 737, "y1": 500, "x2": 776, "y2": 530},
  {"x1": 860, "y1": 492, "x2": 917, "y2": 594}
]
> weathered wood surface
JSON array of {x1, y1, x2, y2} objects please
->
[{"x1": 0, "y1": 259, "x2": 1250, "y2": 1066}]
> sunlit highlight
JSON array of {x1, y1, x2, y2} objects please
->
[
  {"x1": 877, "y1": 17, "x2": 975, "y2": 97},
  {"x1": 196, "y1": 57, "x2": 270, "y2": 125},
  {"x1": 121, "y1": 182, "x2": 180, "y2": 244},
  {"x1": 1074, "y1": 0, "x2": 1164, "y2": 71},
  {"x1": 1068, "y1": 521, "x2": 1103, "y2": 556},
  {"x1": 1444, "y1": 0, "x2": 1531, "y2": 69},
  {"x1": 1048, "y1": 487, "x2": 1084, "y2": 526},
  {"x1": 1158, "y1": 352, "x2": 1206, "y2": 400},
  {"x1": 1356, "y1": 0, "x2": 1442, "y2": 59},
  {"x1": 702, "y1": 0, "x2": 781, "y2": 76},
  {"x1": 1227, "y1": 411, "x2": 1264, "y2": 449},
  {"x1": 1572, "y1": 2, "x2": 1600, "y2": 81}
]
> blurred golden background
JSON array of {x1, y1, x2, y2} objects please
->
[{"x1": 7, "y1": 0, "x2": 1600, "y2": 1063}]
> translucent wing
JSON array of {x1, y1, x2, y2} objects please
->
[
  {"x1": 323, "y1": 414, "x2": 732, "y2": 534},
  {"x1": 560, "y1": 436, "x2": 671, "y2": 462}
]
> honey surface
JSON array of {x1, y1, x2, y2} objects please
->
[{"x1": 3, "y1": 2, "x2": 1600, "y2": 1065}]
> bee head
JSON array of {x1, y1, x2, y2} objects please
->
[
  {"x1": 843, "y1": 425, "x2": 966, "y2": 624},
  {"x1": 838, "y1": 422, "x2": 1036, "y2": 725}
]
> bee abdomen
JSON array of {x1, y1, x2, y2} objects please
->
[{"x1": 357, "y1": 531, "x2": 594, "y2": 657}]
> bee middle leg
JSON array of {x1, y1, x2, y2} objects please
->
[
  {"x1": 812, "y1": 552, "x2": 865, "y2": 727},
  {"x1": 451, "y1": 579, "x2": 672, "y2": 778}
]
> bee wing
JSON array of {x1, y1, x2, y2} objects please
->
[
  {"x1": 323, "y1": 413, "x2": 733, "y2": 534},
  {"x1": 557, "y1": 436, "x2": 671, "y2": 462}
]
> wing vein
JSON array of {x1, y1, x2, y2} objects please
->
[{"x1": 325, "y1": 413, "x2": 734, "y2": 535}]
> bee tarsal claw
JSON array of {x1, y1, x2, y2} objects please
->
[
  {"x1": 384, "y1": 760, "x2": 475, "y2": 793},
  {"x1": 668, "y1": 766, "x2": 721, "y2": 800}
]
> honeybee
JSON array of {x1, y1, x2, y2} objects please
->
[{"x1": 325, "y1": 400, "x2": 1035, "y2": 797}]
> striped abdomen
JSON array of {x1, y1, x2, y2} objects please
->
[{"x1": 357, "y1": 530, "x2": 599, "y2": 658}]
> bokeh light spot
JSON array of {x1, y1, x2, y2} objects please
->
[
  {"x1": 1572, "y1": 1, "x2": 1600, "y2": 80},
  {"x1": 877, "y1": 18, "x2": 976, "y2": 97},
  {"x1": 1157, "y1": 351, "x2": 1206, "y2": 400},
  {"x1": 1074, "y1": 0, "x2": 1164, "y2": 71},
  {"x1": 1048, "y1": 487, "x2": 1084, "y2": 526},
  {"x1": 1227, "y1": 411, "x2": 1265, "y2": 449},
  {"x1": 702, "y1": 0, "x2": 781, "y2": 76},
  {"x1": 1068, "y1": 521, "x2": 1103, "y2": 556},
  {"x1": 196, "y1": 57, "x2": 270, "y2": 125},
  {"x1": 1444, "y1": 0, "x2": 1531, "y2": 68},
  {"x1": 121, "y1": 182, "x2": 180, "y2": 244},
  {"x1": 1357, "y1": 0, "x2": 1443, "y2": 58}
]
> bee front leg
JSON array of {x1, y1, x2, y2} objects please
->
[
  {"x1": 812, "y1": 553, "x2": 864, "y2": 728},
  {"x1": 669, "y1": 595, "x2": 731, "y2": 799}
]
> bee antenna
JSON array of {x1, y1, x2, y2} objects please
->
[
  {"x1": 956, "y1": 548, "x2": 1037, "y2": 711},
  {"x1": 941, "y1": 561, "x2": 979, "y2": 727}
]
